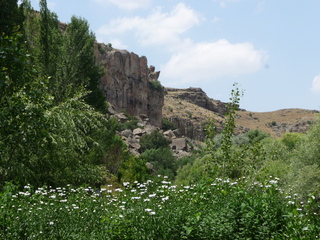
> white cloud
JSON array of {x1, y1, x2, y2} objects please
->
[
  {"x1": 213, "y1": 0, "x2": 239, "y2": 8},
  {"x1": 311, "y1": 74, "x2": 320, "y2": 93},
  {"x1": 92, "y1": 0, "x2": 151, "y2": 11},
  {"x1": 96, "y1": 3, "x2": 201, "y2": 47},
  {"x1": 161, "y1": 39, "x2": 267, "y2": 86}
]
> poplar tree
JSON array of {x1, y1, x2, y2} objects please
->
[{"x1": 0, "y1": 0, "x2": 24, "y2": 34}]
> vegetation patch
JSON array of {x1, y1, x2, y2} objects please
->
[{"x1": 1, "y1": 177, "x2": 319, "y2": 239}]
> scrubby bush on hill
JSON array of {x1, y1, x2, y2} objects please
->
[{"x1": 139, "y1": 130, "x2": 170, "y2": 152}]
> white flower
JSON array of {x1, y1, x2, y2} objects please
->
[
  {"x1": 145, "y1": 208, "x2": 152, "y2": 212},
  {"x1": 269, "y1": 180, "x2": 278, "y2": 184},
  {"x1": 144, "y1": 198, "x2": 150, "y2": 202},
  {"x1": 49, "y1": 221, "x2": 54, "y2": 225},
  {"x1": 149, "y1": 194, "x2": 156, "y2": 198},
  {"x1": 119, "y1": 214, "x2": 124, "y2": 218},
  {"x1": 162, "y1": 196, "x2": 169, "y2": 202},
  {"x1": 115, "y1": 188, "x2": 123, "y2": 192},
  {"x1": 123, "y1": 182, "x2": 130, "y2": 187},
  {"x1": 131, "y1": 196, "x2": 141, "y2": 200},
  {"x1": 149, "y1": 211, "x2": 156, "y2": 215}
]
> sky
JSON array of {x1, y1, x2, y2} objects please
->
[{"x1": 27, "y1": 0, "x2": 320, "y2": 112}]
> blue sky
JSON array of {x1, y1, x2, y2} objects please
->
[{"x1": 28, "y1": 0, "x2": 320, "y2": 112}]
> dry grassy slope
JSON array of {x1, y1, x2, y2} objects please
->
[
  {"x1": 236, "y1": 109, "x2": 318, "y2": 137},
  {"x1": 163, "y1": 89, "x2": 319, "y2": 138}
]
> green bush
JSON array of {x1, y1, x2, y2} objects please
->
[
  {"x1": 245, "y1": 129, "x2": 270, "y2": 145},
  {"x1": 140, "y1": 147, "x2": 176, "y2": 179},
  {"x1": 162, "y1": 118, "x2": 176, "y2": 131},
  {"x1": 118, "y1": 155, "x2": 151, "y2": 183},
  {"x1": 148, "y1": 80, "x2": 163, "y2": 91},
  {"x1": 280, "y1": 132, "x2": 303, "y2": 150},
  {"x1": 139, "y1": 131, "x2": 170, "y2": 152}
]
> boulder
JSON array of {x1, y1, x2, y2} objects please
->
[
  {"x1": 114, "y1": 113, "x2": 128, "y2": 123},
  {"x1": 163, "y1": 130, "x2": 176, "y2": 139},
  {"x1": 133, "y1": 128, "x2": 145, "y2": 136},
  {"x1": 144, "y1": 124, "x2": 157, "y2": 134},
  {"x1": 121, "y1": 129, "x2": 132, "y2": 138},
  {"x1": 126, "y1": 136, "x2": 141, "y2": 150},
  {"x1": 171, "y1": 138, "x2": 187, "y2": 151},
  {"x1": 108, "y1": 105, "x2": 117, "y2": 115}
]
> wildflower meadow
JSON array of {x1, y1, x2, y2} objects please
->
[{"x1": 1, "y1": 176, "x2": 319, "y2": 239}]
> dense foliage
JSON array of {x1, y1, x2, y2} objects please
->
[
  {"x1": 1, "y1": 1, "x2": 320, "y2": 238},
  {"x1": 0, "y1": 0, "x2": 124, "y2": 188}
]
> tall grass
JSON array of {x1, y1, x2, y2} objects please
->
[{"x1": 1, "y1": 176, "x2": 319, "y2": 239}]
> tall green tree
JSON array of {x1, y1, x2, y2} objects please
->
[
  {"x1": 0, "y1": 0, "x2": 24, "y2": 35},
  {"x1": 0, "y1": 27, "x2": 51, "y2": 187},
  {"x1": 39, "y1": 0, "x2": 62, "y2": 77},
  {"x1": 58, "y1": 16, "x2": 106, "y2": 110}
]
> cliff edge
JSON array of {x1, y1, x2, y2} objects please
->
[{"x1": 94, "y1": 43, "x2": 164, "y2": 127}]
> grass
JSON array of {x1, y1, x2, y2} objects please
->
[{"x1": 1, "y1": 176, "x2": 319, "y2": 239}]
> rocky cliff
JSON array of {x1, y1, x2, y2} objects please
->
[
  {"x1": 94, "y1": 43, "x2": 164, "y2": 127},
  {"x1": 163, "y1": 87, "x2": 227, "y2": 141}
]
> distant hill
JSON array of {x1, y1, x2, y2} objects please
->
[{"x1": 163, "y1": 87, "x2": 318, "y2": 139}]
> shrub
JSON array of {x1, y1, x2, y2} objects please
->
[
  {"x1": 280, "y1": 132, "x2": 303, "y2": 150},
  {"x1": 162, "y1": 118, "x2": 176, "y2": 131},
  {"x1": 140, "y1": 147, "x2": 176, "y2": 179},
  {"x1": 148, "y1": 80, "x2": 163, "y2": 92},
  {"x1": 245, "y1": 129, "x2": 270, "y2": 145},
  {"x1": 139, "y1": 131, "x2": 170, "y2": 152}
]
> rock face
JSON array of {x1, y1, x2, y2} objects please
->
[
  {"x1": 166, "y1": 87, "x2": 228, "y2": 115},
  {"x1": 163, "y1": 87, "x2": 228, "y2": 141},
  {"x1": 94, "y1": 43, "x2": 164, "y2": 127}
]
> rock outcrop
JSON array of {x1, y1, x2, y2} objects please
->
[
  {"x1": 94, "y1": 43, "x2": 164, "y2": 127},
  {"x1": 166, "y1": 87, "x2": 228, "y2": 116},
  {"x1": 163, "y1": 87, "x2": 228, "y2": 141}
]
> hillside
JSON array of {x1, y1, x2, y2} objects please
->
[{"x1": 163, "y1": 87, "x2": 319, "y2": 139}]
